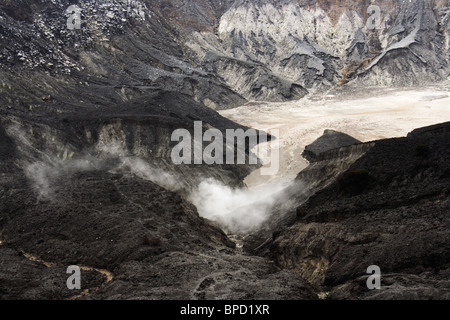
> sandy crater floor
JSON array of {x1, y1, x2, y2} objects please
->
[{"x1": 220, "y1": 86, "x2": 450, "y2": 188}]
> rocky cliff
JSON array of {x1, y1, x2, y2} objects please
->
[
  {"x1": 1, "y1": 0, "x2": 449, "y2": 109},
  {"x1": 252, "y1": 122, "x2": 450, "y2": 299},
  {"x1": 189, "y1": 0, "x2": 450, "y2": 96}
]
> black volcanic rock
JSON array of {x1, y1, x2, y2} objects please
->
[
  {"x1": 302, "y1": 129, "x2": 361, "y2": 162},
  {"x1": 0, "y1": 167, "x2": 317, "y2": 300},
  {"x1": 1, "y1": 0, "x2": 449, "y2": 301},
  {"x1": 262, "y1": 122, "x2": 450, "y2": 299}
]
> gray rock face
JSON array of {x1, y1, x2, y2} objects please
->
[
  {"x1": 2, "y1": 0, "x2": 448, "y2": 110},
  {"x1": 0, "y1": 0, "x2": 246, "y2": 111},
  {"x1": 188, "y1": 0, "x2": 450, "y2": 94}
]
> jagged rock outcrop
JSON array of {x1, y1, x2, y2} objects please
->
[
  {"x1": 1, "y1": 0, "x2": 449, "y2": 108},
  {"x1": 187, "y1": 0, "x2": 450, "y2": 93},
  {"x1": 302, "y1": 129, "x2": 362, "y2": 162},
  {"x1": 244, "y1": 131, "x2": 373, "y2": 254},
  {"x1": 256, "y1": 122, "x2": 450, "y2": 299}
]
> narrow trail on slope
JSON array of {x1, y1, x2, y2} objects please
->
[{"x1": 0, "y1": 232, "x2": 113, "y2": 300}]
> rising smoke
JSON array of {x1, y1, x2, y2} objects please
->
[
  {"x1": 25, "y1": 154, "x2": 289, "y2": 234},
  {"x1": 24, "y1": 155, "x2": 182, "y2": 200},
  {"x1": 189, "y1": 178, "x2": 291, "y2": 234},
  {"x1": 22, "y1": 132, "x2": 286, "y2": 235}
]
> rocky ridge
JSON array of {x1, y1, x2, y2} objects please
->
[
  {"x1": 1, "y1": 0, "x2": 449, "y2": 111},
  {"x1": 250, "y1": 122, "x2": 450, "y2": 299}
]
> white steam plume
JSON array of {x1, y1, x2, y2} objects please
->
[
  {"x1": 115, "y1": 156, "x2": 183, "y2": 191},
  {"x1": 189, "y1": 178, "x2": 290, "y2": 234},
  {"x1": 24, "y1": 155, "x2": 182, "y2": 200},
  {"x1": 23, "y1": 134, "x2": 287, "y2": 235}
]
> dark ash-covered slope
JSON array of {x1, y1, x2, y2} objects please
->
[
  {"x1": 252, "y1": 122, "x2": 450, "y2": 300},
  {"x1": 0, "y1": 0, "x2": 316, "y2": 300}
]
